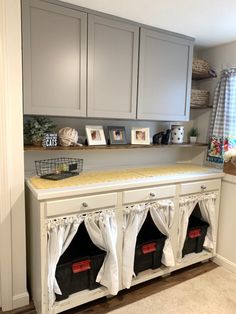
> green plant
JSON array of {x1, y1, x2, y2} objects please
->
[
  {"x1": 24, "y1": 117, "x2": 56, "y2": 144},
  {"x1": 188, "y1": 127, "x2": 199, "y2": 137}
]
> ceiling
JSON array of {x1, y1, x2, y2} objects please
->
[{"x1": 60, "y1": 0, "x2": 236, "y2": 49}]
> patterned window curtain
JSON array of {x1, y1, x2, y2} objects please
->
[{"x1": 207, "y1": 68, "x2": 236, "y2": 164}]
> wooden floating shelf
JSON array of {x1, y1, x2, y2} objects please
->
[
  {"x1": 24, "y1": 143, "x2": 208, "y2": 152},
  {"x1": 192, "y1": 71, "x2": 217, "y2": 80},
  {"x1": 190, "y1": 105, "x2": 213, "y2": 109}
]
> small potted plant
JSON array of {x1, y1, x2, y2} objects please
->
[
  {"x1": 188, "y1": 127, "x2": 199, "y2": 144},
  {"x1": 24, "y1": 117, "x2": 56, "y2": 146}
]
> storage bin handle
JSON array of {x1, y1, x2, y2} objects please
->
[
  {"x1": 149, "y1": 192, "x2": 156, "y2": 198},
  {"x1": 72, "y1": 260, "x2": 91, "y2": 273},
  {"x1": 82, "y1": 202, "x2": 88, "y2": 208},
  {"x1": 201, "y1": 185, "x2": 206, "y2": 190},
  {"x1": 188, "y1": 229, "x2": 201, "y2": 239},
  {"x1": 141, "y1": 242, "x2": 157, "y2": 254}
]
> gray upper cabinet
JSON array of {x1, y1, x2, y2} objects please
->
[
  {"x1": 137, "y1": 28, "x2": 193, "y2": 121},
  {"x1": 22, "y1": 0, "x2": 87, "y2": 117},
  {"x1": 87, "y1": 15, "x2": 139, "y2": 119}
]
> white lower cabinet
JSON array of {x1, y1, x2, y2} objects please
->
[{"x1": 26, "y1": 178, "x2": 221, "y2": 314}]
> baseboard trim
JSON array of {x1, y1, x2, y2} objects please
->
[
  {"x1": 213, "y1": 254, "x2": 236, "y2": 274},
  {"x1": 13, "y1": 291, "x2": 29, "y2": 309}
]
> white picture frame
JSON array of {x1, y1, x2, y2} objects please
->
[
  {"x1": 85, "y1": 125, "x2": 106, "y2": 146},
  {"x1": 131, "y1": 127, "x2": 150, "y2": 145}
]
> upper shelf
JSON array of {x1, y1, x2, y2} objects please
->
[
  {"x1": 190, "y1": 105, "x2": 213, "y2": 109},
  {"x1": 24, "y1": 143, "x2": 208, "y2": 152}
]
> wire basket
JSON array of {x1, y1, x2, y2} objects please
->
[{"x1": 35, "y1": 157, "x2": 83, "y2": 180}]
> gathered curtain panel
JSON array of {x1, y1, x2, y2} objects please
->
[
  {"x1": 149, "y1": 200, "x2": 175, "y2": 267},
  {"x1": 47, "y1": 209, "x2": 118, "y2": 310},
  {"x1": 207, "y1": 68, "x2": 236, "y2": 164},
  {"x1": 177, "y1": 193, "x2": 217, "y2": 262},
  {"x1": 84, "y1": 210, "x2": 119, "y2": 295},
  {"x1": 122, "y1": 204, "x2": 149, "y2": 289},
  {"x1": 122, "y1": 199, "x2": 175, "y2": 289},
  {"x1": 47, "y1": 216, "x2": 84, "y2": 309}
]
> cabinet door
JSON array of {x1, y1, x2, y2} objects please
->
[
  {"x1": 22, "y1": 0, "x2": 87, "y2": 117},
  {"x1": 87, "y1": 15, "x2": 139, "y2": 119},
  {"x1": 137, "y1": 28, "x2": 193, "y2": 121}
]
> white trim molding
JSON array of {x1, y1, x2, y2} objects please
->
[
  {"x1": 0, "y1": 0, "x2": 29, "y2": 310},
  {"x1": 213, "y1": 254, "x2": 236, "y2": 274}
]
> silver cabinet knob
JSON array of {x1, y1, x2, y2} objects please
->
[
  {"x1": 201, "y1": 185, "x2": 206, "y2": 190},
  {"x1": 150, "y1": 192, "x2": 156, "y2": 197},
  {"x1": 82, "y1": 202, "x2": 88, "y2": 208}
]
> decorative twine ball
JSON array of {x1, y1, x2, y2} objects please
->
[{"x1": 58, "y1": 127, "x2": 79, "y2": 146}]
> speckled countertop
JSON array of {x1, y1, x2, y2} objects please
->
[{"x1": 26, "y1": 164, "x2": 224, "y2": 200}]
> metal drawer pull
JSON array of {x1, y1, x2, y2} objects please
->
[
  {"x1": 201, "y1": 185, "x2": 206, "y2": 190},
  {"x1": 82, "y1": 202, "x2": 88, "y2": 208},
  {"x1": 150, "y1": 192, "x2": 156, "y2": 197}
]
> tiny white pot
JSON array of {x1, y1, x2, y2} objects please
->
[{"x1": 189, "y1": 136, "x2": 197, "y2": 144}]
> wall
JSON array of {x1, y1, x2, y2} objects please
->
[
  {"x1": 194, "y1": 41, "x2": 236, "y2": 143},
  {"x1": 199, "y1": 41, "x2": 236, "y2": 272},
  {"x1": 24, "y1": 116, "x2": 204, "y2": 175},
  {"x1": 0, "y1": 0, "x2": 29, "y2": 310},
  {"x1": 215, "y1": 175, "x2": 236, "y2": 273}
]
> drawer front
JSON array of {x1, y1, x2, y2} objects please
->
[
  {"x1": 123, "y1": 185, "x2": 176, "y2": 205},
  {"x1": 46, "y1": 193, "x2": 118, "y2": 217},
  {"x1": 180, "y1": 179, "x2": 221, "y2": 195}
]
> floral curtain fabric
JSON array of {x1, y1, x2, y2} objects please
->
[{"x1": 207, "y1": 68, "x2": 236, "y2": 164}]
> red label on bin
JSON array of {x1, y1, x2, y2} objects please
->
[
  {"x1": 188, "y1": 229, "x2": 201, "y2": 239},
  {"x1": 141, "y1": 242, "x2": 157, "y2": 254},
  {"x1": 72, "y1": 260, "x2": 91, "y2": 273}
]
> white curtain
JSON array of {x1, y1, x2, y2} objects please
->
[
  {"x1": 84, "y1": 210, "x2": 119, "y2": 295},
  {"x1": 122, "y1": 204, "x2": 148, "y2": 289},
  {"x1": 178, "y1": 193, "x2": 217, "y2": 262},
  {"x1": 149, "y1": 200, "x2": 175, "y2": 266},
  {"x1": 47, "y1": 216, "x2": 84, "y2": 309},
  {"x1": 198, "y1": 193, "x2": 217, "y2": 250},
  {"x1": 178, "y1": 195, "x2": 199, "y2": 262}
]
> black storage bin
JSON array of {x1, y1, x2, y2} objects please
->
[
  {"x1": 182, "y1": 216, "x2": 209, "y2": 257},
  {"x1": 134, "y1": 213, "x2": 166, "y2": 275},
  {"x1": 55, "y1": 222, "x2": 106, "y2": 301}
]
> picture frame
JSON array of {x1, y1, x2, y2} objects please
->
[
  {"x1": 131, "y1": 127, "x2": 150, "y2": 145},
  {"x1": 108, "y1": 126, "x2": 127, "y2": 145},
  {"x1": 85, "y1": 125, "x2": 106, "y2": 146}
]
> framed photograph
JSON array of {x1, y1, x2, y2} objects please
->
[
  {"x1": 131, "y1": 127, "x2": 150, "y2": 145},
  {"x1": 108, "y1": 126, "x2": 127, "y2": 145},
  {"x1": 85, "y1": 125, "x2": 106, "y2": 146}
]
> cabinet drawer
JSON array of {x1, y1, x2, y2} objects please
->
[
  {"x1": 180, "y1": 179, "x2": 221, "y2": 195},
  {"x1": 46, "y1": 193, "x2": 118, "y2": 217},
  {"x1": 123, "y1": 185, "x2": 176, "y2": 205}
]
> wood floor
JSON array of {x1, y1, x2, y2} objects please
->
[{"x1": 0, "y1": 261, "x2": 217, "y2": 314}]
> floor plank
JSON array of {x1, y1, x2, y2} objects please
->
[{"x1": 0, "y1": 261, "x2": 217, "y2": 314}]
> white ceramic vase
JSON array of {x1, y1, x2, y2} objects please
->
[{"x1": 171, "y1": 125, "x2": 184, "y2": 144}]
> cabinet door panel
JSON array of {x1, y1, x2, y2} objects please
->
[
  {"x1": 88, "y1": 15, "x2": 139, "y2": 119},
  {"x1": 22, "y1": 0, "x2": 87, "y2": 117},
  {"x1": 138, "y1": 28, "x2": 193, "y2": 121}
]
